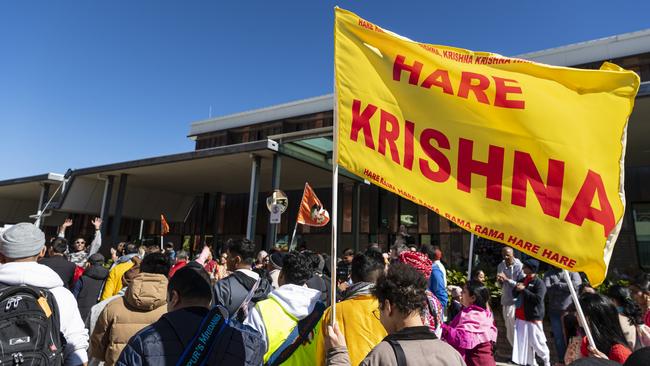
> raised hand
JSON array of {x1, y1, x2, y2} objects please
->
[
  {"x1": 59, "y1": 218, "x2": 73, "y2": 235},
  {"x1": 92, "y1": 217, "x2": 102, "y2": 230}
]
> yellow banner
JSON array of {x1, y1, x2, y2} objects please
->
[{"x1": 334, "y1": 8, "x2": 639, "y2": 284}]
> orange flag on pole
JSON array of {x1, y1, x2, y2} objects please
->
[
  {"x1": 296, "y1": 183, "x2": 330, "y2": 227},
  {"x1": 161, "y1": 214, "x2": 170, "y2": 236}
]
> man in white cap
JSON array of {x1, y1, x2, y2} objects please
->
[{"x1": 0, "y1": 223, "x2": 89, "y2": 365}]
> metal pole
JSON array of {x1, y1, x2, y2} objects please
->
[
  {"x1": 199, "y1": 193, "x2": 210, "y2": 247},
  {"x1": 99, "y1": 175, "x2": 114, "y2": 238},
  {"x1": 246, "y1": 155, "x2": 261, "y2": 241},
  {"x1": 212, "y1": 192, "x2": 222, "y2": 254},
  {"x1": 110, "y1": 174, "x2": 128, "y2": 246},
  {"x1": 467, "y1": 233, "x2": 475, "y2": 280},
  {"x1": 34, "y1": 183, "x2": 50, "y2": 228},
  {"x1": 266, "y1": 153, "x2": 282, "y2": 251},
  {"x1": 330, "y1": 77, "x2": 340, "y2": 324},
  {"x1": 32, "y1": 182, "x2": 62, "y2": 227},
  {"x1": 352, "y1": 182, "x2": 361, "y2": 253},
  {"x1": 289, "y1": 222, "x2": 299, "y2": 251},
  {"x1": 289, "y1": 183, "x2": 307, "y2": 252},
  {"x1": 563, "y1": 269, "x2": 596, "y2": 349},
  {"x1": 138, "y1": 219, "x2": 144, "y2": 240}
]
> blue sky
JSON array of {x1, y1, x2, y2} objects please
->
[{"x1": 2, "y1": 0, "x2": 649, "y2": 180}]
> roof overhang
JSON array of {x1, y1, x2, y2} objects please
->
[
  {"x1": 0, "y1": 173, "x2": 64, "y2": 224},
  {"x1": 516, "y1": 28, "x2": 650, "y2": 66},
  {"x1": 188, "y1": 94, "x2": 333, "y2": 137},
  {"x1": 58, "y1": 140, "x2": 278, "y2": 221},
  {"x1": 56, "y1": 139, "x2": 356, "y2": 222}
]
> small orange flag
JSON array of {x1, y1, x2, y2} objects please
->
[
  {"x1": 161, "y1": 214, "x2": 170, "y2": 236},
  {"x1": 296, "y1": 183, "x2": 330, "y2": 227}
]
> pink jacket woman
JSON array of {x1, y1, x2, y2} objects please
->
[{"x1": 442, "y1": 281, "x2": 498, "y2": 366}]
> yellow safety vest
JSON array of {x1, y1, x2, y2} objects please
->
[{"x1": 256, "y1": 297, "x2": 321, "y2": 365}]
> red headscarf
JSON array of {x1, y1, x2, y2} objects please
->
[{"x1": 399, "y1": 251, "x2": 432, "y2": 277}]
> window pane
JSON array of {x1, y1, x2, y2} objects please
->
[{"x1": 632, "y1": 203, "x2": 650, "y2": 269}]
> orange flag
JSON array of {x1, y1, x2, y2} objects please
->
[
  {"x1": 296, "y1": 183, "x2": 330, "y2": 227},
  {"x1": 161, "y1": 214, "x2": 170, "y2": 235}
]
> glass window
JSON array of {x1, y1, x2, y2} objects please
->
[
  {"x1": 632, "y1": 203, "x2": 650, "y2": 269},
  {"x1": 399, "y1": 198, "x2": 418, "y2": 229}
]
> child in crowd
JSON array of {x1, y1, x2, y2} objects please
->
[{"x1": 447, "y1": 285, "x2": 463, "y2": 322}]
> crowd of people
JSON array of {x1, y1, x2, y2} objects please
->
[{"x1": 0, "y1": 219, "x2": 648, "y2": 366}]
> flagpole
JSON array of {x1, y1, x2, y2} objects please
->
[
  {"x1": 138, "y1": 219, "x2": 144, "y2": 241},
  {"x1": 563, "y1": 269, "x2": 596, "y2": 349},
  {"x1": 289, "y1": 183, "x2": 307, "y2": 251},
  {"x1": 467, "y1": 233, "x2": 475, "y2": 280},
  {"x1": 330, "y1": 67, "x2": 340, "y2": 326},
  {"x1": 289, "y1": 222, "x2": 299, "y2": 251}
]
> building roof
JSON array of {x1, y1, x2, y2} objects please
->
[
  {"x1": 188, "y1": 94, "x2": 333, "y2": 138},
  {"x1": 515, "y1": 28, "x2": 650, "y2": 66},
  {"x1": 0, "y1": 173, "x2": 63, "y2": 187}
]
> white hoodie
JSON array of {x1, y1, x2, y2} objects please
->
[
  {"x1": 244, "y1": 284, "x2": 321, "y2": 353},
  {"x1": 0, "y1": 262, "x2": 89, "y2": 365}
]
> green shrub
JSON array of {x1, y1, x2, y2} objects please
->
[{"x1": 596, "y1": 278, "x2": 630, "y2": 294}]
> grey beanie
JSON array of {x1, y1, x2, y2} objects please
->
[{"x1": 0, "y1": 223, "x2": 45, "y2": 259}]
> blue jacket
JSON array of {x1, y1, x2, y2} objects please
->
[
  {"x1": 116, "y1": 306, "x2": 264, "y2": 366},
  {"x1": 429, "y1": 265, "x2": 448, "y2": 309}
]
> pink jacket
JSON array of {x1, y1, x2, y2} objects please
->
[{"x1": 442, "y1": 305, "x2": 497, "y2": 366}]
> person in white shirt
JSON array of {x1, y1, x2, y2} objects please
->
[{"x1": 496, "y1": 246, "x2": 523, "y2": 347}]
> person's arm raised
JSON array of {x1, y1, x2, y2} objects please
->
[
  {"x1": 59, "y1": 218, "x2": 73, "y2": 238},
  {"x1": 88, "y1": 217, "x2": 102, "y2": 255}
]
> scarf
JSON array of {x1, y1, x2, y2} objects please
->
[
  {"x1": 344, "y1": 282, "x2": 374, "y2": 300},
  {"x1": 399, "y1": 251, "x2": 433, "y2": 277},
  {"x1": 68, "y1": 251, "x2": 88, "y2": 267}
]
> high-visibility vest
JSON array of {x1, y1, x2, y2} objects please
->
[{"x1": 256, "y1": 296, "x2": 321, "y2": 365}]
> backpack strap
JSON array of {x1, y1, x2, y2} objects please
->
[
  {"x1": 0, "y1": 285, "x2": 45, "y2": 301},
  {"x1": 174, "y1": 306, "x2": 229, "y2": 366},
  {"x1": 387, "y1": 339, "x2": 408, "y2": 366},
  {"x1": 265, "y1": 301, "x2": 327, "y2": 366}
]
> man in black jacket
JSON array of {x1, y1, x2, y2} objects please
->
[
  {"x1": 213, "y1": 239, "x2": 271, "y2": 319},
  {"x1": 511, "y1": 258, "x2": 551, "y2": 366},
  {"x1": 39, "y1": 237, "x2": 76, "y2": 289},
  {"x1": 73, "y1": 253, "x2": 109, "y2": 321},
  {"x1": 116, "y1": 264, "x2": 264, "y2": 365}
]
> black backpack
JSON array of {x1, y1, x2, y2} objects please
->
[{"x1": 0, "y1": 285, "x2": 64, "y2": 365}]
